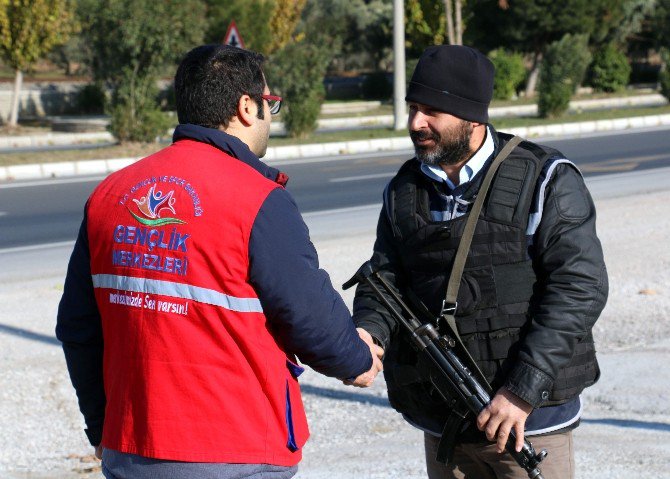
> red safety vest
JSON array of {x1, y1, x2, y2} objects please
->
[{"x1": 86, "y1": 139, "x2": 309, "y2": 465}]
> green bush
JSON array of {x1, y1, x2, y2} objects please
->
[
  {"x1": 590, "y1": 44, "x2": 631, "y2": 93},
  {"x1": 538, "y1": 34, "x2": 592, "y2": 118},
  {"x1": 661, "y1": 70, "x2": 670, "y2": 101},
  {"x1": 76, "y1": 83, "x2": 106, "y2": 115},
  {"x1": 660, "y1": 49, "x2": 670, "y2": 102},
  {"x1": 266, "y1": 42, "x2": 330, "y2": 139},
  {"x1": 78, "y1": 0, "x2": 204, "y2": 141},
  {"x1": 362, "y1": 71, "x2": 392, "y2": 100},
  {"x1": 108, "y1": 75, "x2": 171, "y2": 143},
  {"x1": 488, "y1": 49, "x2": 526, "y2": 100},
  {"x1": 110, "y1": 104, "x2": 171, "y2": 143}
]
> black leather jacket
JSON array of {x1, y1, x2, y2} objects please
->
[{"x1": 353, "y1": 130, "x2": 608, "y2": 415}]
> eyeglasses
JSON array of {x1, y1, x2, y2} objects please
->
[{"x1": 261, "y1": 94, "x2": 282, "y2": 115}]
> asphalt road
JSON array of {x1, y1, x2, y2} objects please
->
[{"x1": 1, "y1": 127, "x2": 669, "y2": 250}]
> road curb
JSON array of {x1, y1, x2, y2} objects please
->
[
  {"x1": 0, "y1": 131, "x2": 113, "y2": 149},
  {"x1": 1, "y1": 113, "x2": 670, "y2": 182}
]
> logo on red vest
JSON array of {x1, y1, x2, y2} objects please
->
[{"x1": 129, "y1": 184, "x2": 186, "y2": 226}]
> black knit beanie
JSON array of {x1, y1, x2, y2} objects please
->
[{"x1": 406, "y1": 45, "x2": 494, "y2": 123}]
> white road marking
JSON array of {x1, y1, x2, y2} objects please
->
[
  {"x1": 579, "y1": 153, "x2": 670, "y2": 173},
  {"x1": 302, "y1": 203, "x2": 381, "y2": 218},
  {"x1": 0, "y1": 176, "x2": 106, "y2": 189},
  {"x1": 329, "y1": 172, "x2": 396, "y2": 183},
  {"x1": 0, "y1": 240, "x2": 75, "y2": 255},
  {"x1": 267, "y1": 149, "x2": 413, "y2": 166}
]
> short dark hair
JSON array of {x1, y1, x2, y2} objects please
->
[{"x1": 174, "y1": 45, "x2": 266, "y2": 128}]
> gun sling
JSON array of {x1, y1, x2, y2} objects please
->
[{"x1": 435, "y1": 135, "x2": 524, "y2": 463}]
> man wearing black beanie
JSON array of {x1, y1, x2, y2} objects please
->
[{"x1": 351, "y1": 45, "x2": 607, "y2": 478}]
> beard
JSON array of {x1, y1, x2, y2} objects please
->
[
  {"x1": 254, "y1": 119, "x2": 271, "y2": 158},
  {"x1": 410, "y1": 120, "x2": 473, "y2": 166}
]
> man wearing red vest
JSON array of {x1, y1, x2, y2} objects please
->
[{"x1": 56, "y1": 44, "x2": 382, "y2": 479}]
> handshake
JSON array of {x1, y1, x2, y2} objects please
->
[{"x1": 342, "y1": 328, "x2": 384, "y2": 388}]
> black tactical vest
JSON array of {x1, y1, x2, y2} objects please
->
[{"x1": 382, "y1": 135, "x2": 599, "y2": 426}]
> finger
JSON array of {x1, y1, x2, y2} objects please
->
[
  {"x1": 371, "y1": 344, "x2": 385, "y2": 358},
  {"x1": 373, "y1": 356, "x2": 384, "y2": 371},
  {"x1": 514, "y1": 423, "x2": 525, "y2": 452},
  {"x1": 476, "y1": 408, "x2": 491, "y2": 431},
  {"x1": 496, "y1": 423, "x2": 512, "y2": 453},
  {"x1": 356, "y1": 328, "x2": 373, "y2": 345},
  {"x1": 353, "y1": 371, "x2": 373, "y2": 387},
  {"x1": 357, "y1": 377, "x2": 372, "y2": 387},
  {"x1": 485, "y1": 415, "x2": 503, "y2": 442}
]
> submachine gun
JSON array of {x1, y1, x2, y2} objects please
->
[{"x1": 343, "y1": 260, "x2": 548, "y2": 479}]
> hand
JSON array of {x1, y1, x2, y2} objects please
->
[
  {"x1": 476, "y1": 387, "x2": 533, "y2": 453},
  {"x1": 356, "y1": 328, "x2": 384, "y2": 360},
  {"x1": 94, "y1": 445, "x2": 103, "y2": 460},
  {"x1": 343, "y1": 328, "x2": 384, "y2": 387}
]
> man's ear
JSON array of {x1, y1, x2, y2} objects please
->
[{"x1": 236, "y1": 94, "x2": 258, "y2": 127}]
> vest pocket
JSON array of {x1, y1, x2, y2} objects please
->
[{"x1": 457, "y1": 266, "x2": 497, "y2": 315}]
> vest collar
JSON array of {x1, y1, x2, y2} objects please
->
[{"x1": 172, "y1": 124, "x2": 288, "y2": 186}]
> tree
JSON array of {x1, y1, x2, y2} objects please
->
[
  {"x1": 590, "y1": 44, "x2": 631, "y2": 92},
  {"x1": 79, "y1": 0, "x2": 206, "y2": 142},
  {"x1": 405, "y1": 0, "x2": 465, "y2": 51},
  {"x1": 47, "y1": 35, "x2": 88, "y2": 76},
  {"x1": 0, "y1": 0, "x2": 76, "y2": 127},
  {"x1": 443, "y1": 0, "x2": 463, "y2": 45},
  {"x1": 656, "y1": 1, "x2": 670, "y2": 98},
  {"x1": 488, "y1": 49, "x2": 526, "y2": 100},
  {"x1": 353, "y1": 0, "x2": 393, "y2": 70},
  {"x1": 608, "y1": 0, "x2": 657, "y2": 47},
  {"x1": 299, "y1": 0, "x2": 392, "y2": 73},
  {"x1": 656, "y1": 0, "x2": 670, "y2": 47},
  {"x1": 266, "y1": 41, "x2": 330, "y2": 138},
  {"x1": 269, "y1": 0, "x2": 307, "y2": 53},
  {"x1": 464, "y1": 0, "x2": 626, "y2": 96},
  {"x1": 538, "y1": 34, "x2": 592, "y2": 118},
  {"x1": 660, "y1": 48, "x2": 670, "y2": 101},
  {"x1": 204, "y1": 0, "x2": 274, "y2": 55},
  {"x1": 405, "y1": 0, "x2": 446, "y2": 57}
]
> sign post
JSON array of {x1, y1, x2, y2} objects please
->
[
  {"x1": 392, "y1": 0, "x2": 406, "y2": 130},
  {"x1": 223, "y1": 20, "x2": 245, "y2": 49}
]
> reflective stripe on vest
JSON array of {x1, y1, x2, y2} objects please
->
[{"x1": 92, "y1": 273, "x2": 264, "y2": 313}]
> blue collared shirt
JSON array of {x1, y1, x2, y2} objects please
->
[{"x1": 420, "y1": 126, "x2": 494, "y2": 222}]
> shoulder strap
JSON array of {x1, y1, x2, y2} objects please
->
[{"x1": 440, "y1": 136, "x2": 524, "y2": 383}]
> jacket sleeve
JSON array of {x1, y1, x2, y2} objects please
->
[
  {"x1": 55, "y1": 210, "x2": 106, "y2": 446},
  {"x1": 352, "y1": 196, "x2": 405, "y2": 350},
  {"x1": 248, "y1": 187, "x2": 372, "y2": 379},
  {"x1": 503, "y1": 163, "x2": 608, "y2": 407}
]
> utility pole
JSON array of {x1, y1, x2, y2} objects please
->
[{"x1": 393, "y1": 0, "x2": 406, "y2": 130}]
